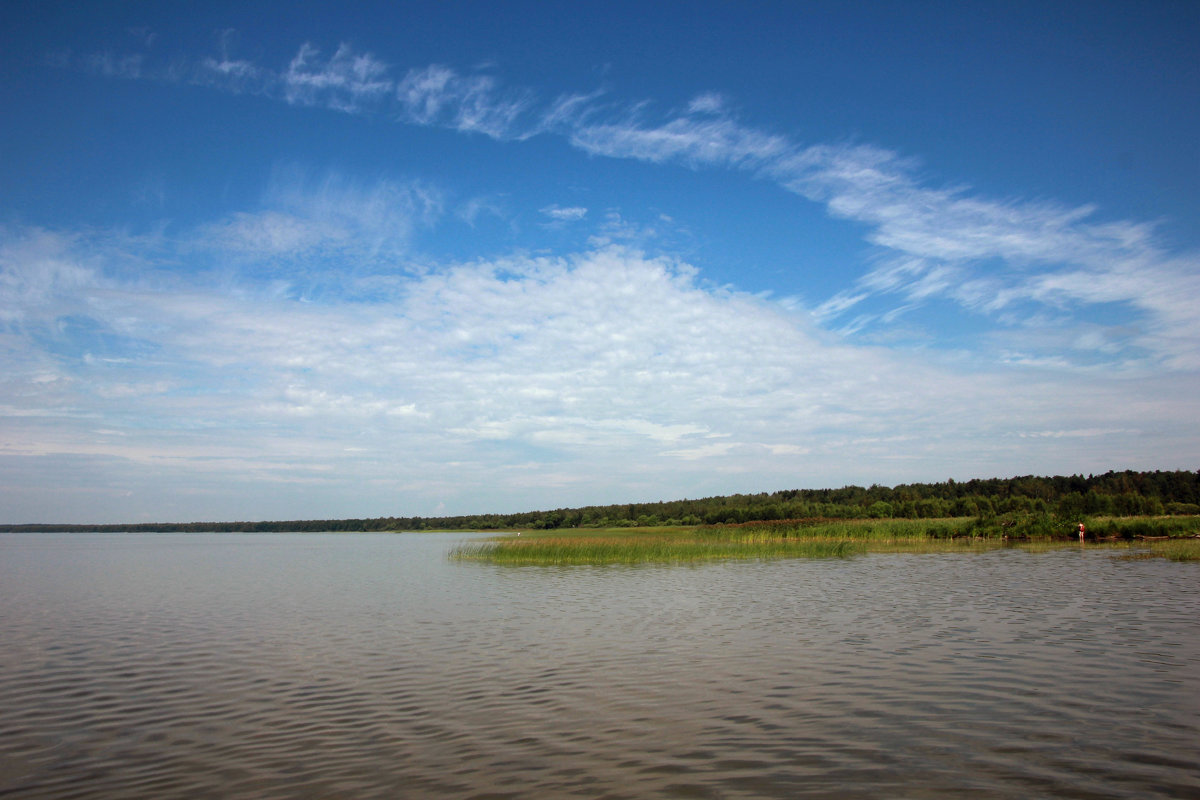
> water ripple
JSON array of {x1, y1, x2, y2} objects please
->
[{"x1": 1, "y1": 535, "x2": 1197, "y2": 798}]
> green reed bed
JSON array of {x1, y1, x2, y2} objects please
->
[
  {"x1": 1113, "y1": 538, "x2": 1200, "y2": 562},
  {"x1": 704, "y1": 517, "x2": 973, "y2": 541},
  {"x1": 450, "y1": 516, "x2": 1200, "y2": 566},
  {"x1": 760, "y1": 514, "x2": 1199, "y2": 542},
  {"x1": 1150, "y1": 539, "x2": 1200, "y2": 561},
  {"x1": 450, "y1": 533, "x2": 862, "y2": 565},
  {"x1": 1082, "y1": 515, "x2": 1200, "y2": 540}
]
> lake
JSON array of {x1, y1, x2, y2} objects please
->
[{"x1": 1, "y1": 532, "x2": 1197, "y2": 798}]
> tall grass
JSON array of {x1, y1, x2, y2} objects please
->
[
  {"x1": 700, "y1": 518, "x2": 973, "y2": 541},
  {"x1": 449, "y1": 515, "x2": 1200, "y2": 566},
  {"x1": 450, "y1": 534, "x2": 862, "y2": 565},
  {"x1": 735, "y1": 514, "x2": 1200, "y2": 541},
  {"x1": 1114, "y1": 539, "x2": 1200, "y2": 562},
  {"x1": 1081, "y1": 516, "x2": 1200, "y2": 540},
  {"x1": 1155, "y1": 540, "x2": 1200, "y2": 561}
]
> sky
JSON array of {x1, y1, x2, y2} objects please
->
[{"x1": 1, "y1": 1, "x2": 1198, "y2": 524}]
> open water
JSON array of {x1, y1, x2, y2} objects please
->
[{"x1": 0, "y1": 532, "x2": 1197, "y2": 799}]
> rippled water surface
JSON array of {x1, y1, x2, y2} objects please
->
[{"x1": 1, "y1": 532, "x2": 1198, "y2": 799}]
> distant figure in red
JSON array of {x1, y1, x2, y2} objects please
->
[{"x1": 1078, "y1": 522, "x2": 1086, "y2": 542}]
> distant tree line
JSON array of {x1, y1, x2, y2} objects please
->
[{"x1": 2, "y1": 470, "x2": 1196, "y2": 533}]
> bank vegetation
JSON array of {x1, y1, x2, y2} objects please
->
[
  {"x1": 451, "y1": 515, "x2": 1200, "y2": 566},
  {"x1": 3, "y1": 470, "x2": 1198, "y2": 533}
]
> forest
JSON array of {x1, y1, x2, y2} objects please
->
[{"x1": 3, "y1": 469, "x2": 1197, "y2": 533}]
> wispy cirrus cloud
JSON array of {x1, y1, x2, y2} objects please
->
[
  {"x1": 56, "y1": 36, "x2": 1200, "y2": 373},
  {"x1": 82, "y1": 51, "x2": 144, "y2": 79},
  {"x1": 283, "y1": 42, "x2": 393, "y2": 112},
  {"x1": 568, "y1": 114, "x2": 791, "y2": 168},
  {"x1": 687, "y1": 92, "x2": 730, "y2": 115},
  {"x1": 196, "y1": 29, "x2": 271, "y2": 93},
  {"x1": 194, "y1": 169, "x2": 443, "y2": 294},
  {"x1": 562, "y1": 109, "x2": 1200, "y2": 369},
  {"x1": 395, "y1": 64, "x2": 535, "y2": 138},
  {"x1": 0, "y1": 227, "x2": 99, "y2": 320}
]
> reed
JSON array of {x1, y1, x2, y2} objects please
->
[
  {"x1": 1084, "y1": 516, "x2": 1200, "y2": 540},
  {"x1": 1114, "y1": 539, "x2": 1200, "y2": 562},
  {"x1": 449, "y1": 516, "x2": 1200, "y2": 566},
  {"x1": 450, "y1": 534, "x2": 862, "y2": 565},
  {"x1": 701, "y1": 517, "x2": 972, "y2": 541}
]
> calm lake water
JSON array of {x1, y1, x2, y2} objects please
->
[{"x1": 1, "y1": 532, "x2": 1197, "y2": 799}]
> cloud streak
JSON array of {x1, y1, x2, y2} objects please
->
[
  {"x1": 540, "y1": 205, "x2": 588, "y2": 222},
  {"x1": 77, "y1": 36, "x2": 1199, "y2": 371},
  {"x1": 396, "y1": 65, "x2": 535, "y2": 138},
  {"x1": 283, "y1": 43, "x2": 394, "y2": 112},
  {"x1": 192, "y1": 169, "x2": 443, "y2": 298}
]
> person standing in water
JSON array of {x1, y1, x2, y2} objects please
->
[{"x1": 1078, "y1": 522, "x2": 1086, "y2": 541}]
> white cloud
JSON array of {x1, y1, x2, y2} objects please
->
[
  {"x1": 570, "y1": 115, "x2": 790, "y2": 168},
  {"x1": 687, "y1": 92, "x2": 729, "y2": 115},
  {"x1": 26, "y1": 40, "x2": 1200, "y2": 520},
  {"x1": 283, "y1": 43, "x2": 393, "y2": 112},
  {"x1": 88, "y1": 38, "x2": 1191, "y2": 369},
  {"x1": 196, "y1": 170, "x2": 443, "y2": 281},
  {"x1": 540, "y1": 205, "x2": 588, "y2": 222},
  {"x1": 196, "y1": 32, "x2": 269, "y2": 93},
  {"x1": 567, "y1": 107, "x2": 1200, "y2": 369},
  {"x1": 4, "y1": 212, "x2": 1197, "y2": 523},
  {"x1": 812, "y1": 290, "x2": 869, "y2": 323},
  {"x1": 56, "y1": 37, "x2": 1192, "y2": 367},
  {"x1": 198, "y1": 56, "x2": 270, "y2": 93},
  {"x1": 83, "y1": 51, "x2": 143, "y2": 79},
  {"x1": 457, "y1": 195, "x2": 509, "y2": 227},
  {"x1": 205, "y1": 210, "x2": 346, "y2": 257},
  {"x1": 395, "y1": 65, "x2": 534, "y2": 138},
  {"x1": 1018, "y1": 428, "x2": 1137, "y2": 439},
  {"x1": 539, "y1": 90, "x2": 607, "y2": 132},
  {"x1": 0, "y1": 227, "x2": 99, "y2": 319},
  {"x1": 48, "y1": 43, "x2": 1200, "y2": 371},
  {"x1": 663, "y1": 442, "x2": 737, "y2": 461}
]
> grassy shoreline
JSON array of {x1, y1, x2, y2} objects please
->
[{"x1": 450, "y1": 516, "x2": 1200, "y2": 565}]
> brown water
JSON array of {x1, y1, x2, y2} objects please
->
[{"x1": 1, "y1": 532, "x2": 1197, "y2": 799}]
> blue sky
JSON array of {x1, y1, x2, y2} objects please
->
[{"x1": 2, "y1": 1, "x2": 1198, "y2": 523}]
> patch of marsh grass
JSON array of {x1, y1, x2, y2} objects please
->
[
  {"x1": 450, "y1": 534, "x2": 862, "y2": 565},
  {"x1": 705, "y1": 518, "x2": 974, "y2": 541},
  {"x1": 1084, "y1": 516, "x2": 1200, "y2": 540},
  {"x1": 1112, "y1": 539, "x2": 1200, "y2": 562},
  {"x1": 450, "y1": 517, "x2": 1200, "y2": 566}
]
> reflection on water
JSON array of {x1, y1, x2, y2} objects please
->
[{"x1": 1, "y1": 533, "x2": 1197, "y2": 798}]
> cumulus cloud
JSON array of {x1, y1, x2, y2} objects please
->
[{"x1": 4, "y1": 209, "x2": 1196, "y2": 522}]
